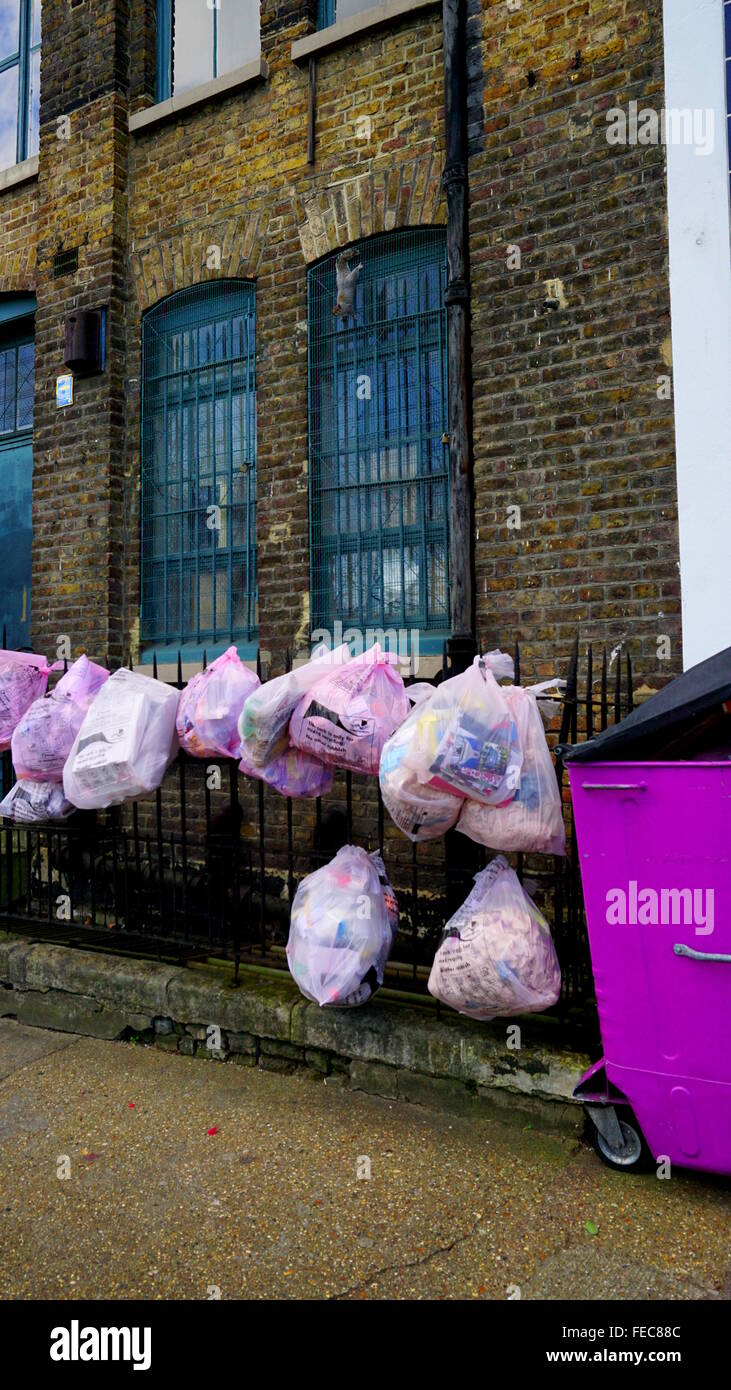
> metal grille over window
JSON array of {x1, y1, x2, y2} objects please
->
[
  {"x1": 0, "y1": 333, "x2": 34, "y2": 436},
  {"x1": 141, "y1": 280, "x2": 257, "y2": 652},
  {"x1": 307, "y1": 229, "x2": 450, "y2": 641}
]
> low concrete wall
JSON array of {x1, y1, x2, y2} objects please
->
[{"x1": 0, "y1": 935, "x2": 591, "y2": 1134}]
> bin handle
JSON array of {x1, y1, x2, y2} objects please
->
[
  {"x1": 674, "y1": 943, "x2": 731, "y2": 963},
  {"x1": 581, "y1": 782, "x2": 647, "y2": 791}
]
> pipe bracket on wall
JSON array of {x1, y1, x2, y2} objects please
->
[
  {"x1": 441, "y1": 162, "x2": 466, "y2": 191},
  {"x1": 444, "y1": 278, "x2": 470, "y2": 305}
]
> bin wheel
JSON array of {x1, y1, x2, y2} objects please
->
[{"x1": 588, "y1": 1113, "x2": 652, "y2": 1174}]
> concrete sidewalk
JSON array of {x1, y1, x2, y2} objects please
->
[
  {"x1": 0, "y1": 936, "x2": 592, "y2": 1131},
  {"x1": 0, "y1": 1019, "x2": 728, "y2": 1300}
]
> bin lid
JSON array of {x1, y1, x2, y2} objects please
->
[{"x1": 565, "y1": 644, "x2": 731, "y2": 763}]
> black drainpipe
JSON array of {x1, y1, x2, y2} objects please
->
[{"x1": 442, "y1": 0, "x2": 477, "y2": 675}]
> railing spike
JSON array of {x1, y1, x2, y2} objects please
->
[
  {"x1": 558, "y1": 631, "x2": 579, "y2": 746},
  {"x1": 585, "y1": 643, "x2": 594, "y2": 741}
]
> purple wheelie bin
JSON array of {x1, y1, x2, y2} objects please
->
[{"x1": 565, "y1": 648, "x2": 731, "y2": 1176}]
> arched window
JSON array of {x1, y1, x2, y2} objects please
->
[
  {"x1": 141, "y1": 280, "x2": 257, "y2": 655},
  {"x1": 307, "y1": 229, "x2": 449, "y2": 644}
]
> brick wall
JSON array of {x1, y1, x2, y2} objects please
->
[
  {"x1": 123, "y1": 0, "x2": 447, "y2": 672},
  {"x1": 0, "y1": 180, "x2": 37, "y2": 292},
  {"x1": 29, "y1": 0, "x2": 130, "y2": 664},
  {"x1": 0, "y1": 0, "x2": 682, "y2": 689},
  {"x1": 470, "y1": 0, "x2": 681, "y2": 683}
]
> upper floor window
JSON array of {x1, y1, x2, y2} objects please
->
[
  {"x1": 156, "y1": 0, "x2": 260, "y2": 102},
  {"x1": 0, "y1": 0, "x2": 41, "y2": 171},
  {"x1": 141, "y1": 281, "x2": 257, "y2": 654},
  {"x1": 317, "y1": 0, "x2": 378, "y2": 28},
  {"x1": 307, "y1": 229, "x2": 449, "y2": 642}
]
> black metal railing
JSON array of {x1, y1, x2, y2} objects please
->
[{"x1": 0, "y1": 635, "x2": 635, "y2": 1029}]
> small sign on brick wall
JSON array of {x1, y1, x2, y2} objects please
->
[{"x1": 56, "y1": 374, "x2": 73, "y2": 408}]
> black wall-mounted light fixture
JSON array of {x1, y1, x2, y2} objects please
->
[{"x1": 64, "y1": 308, "x2": 106, "y2": 376}]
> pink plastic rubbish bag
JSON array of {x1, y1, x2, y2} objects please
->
[
  {"x1": 421, "y1": 651, "x2": 522, "y2": 805},
  {"x1": 379, "y1": 692, "x2": 463, "y2": 841},
  {"x1": 0, "y1": 651, "x2": 52, "y2": 751},
  {"x1": 0, "y1": 779, "x2": 75, "y2": 823},
  {"x1": 239, "y1": 642, "x2": 351, "y2": 766},
  {"x1": 177, "y1": 647, "x2": 259, "y2": 759},
  {"x1": 458, "y1": 682, "x2": 567, "y2": 855},
  {"x1": 290, "y1": 643, "x2": 411, "y2": 776},
  {"x1": 63, "y1": 668, "x2": 179, "y2": 809},
  {"x1": 11, "y1": 655, "x2": 109, "y2": 783},
  {"x1": 428, "y1": 856, "x2": 561, "y2": 1021},
  {"x1": 238, "y1": 743, "x2": 334, "y2": 799},
  {"x1": 286, "y1": 846, "x2": 398, "y2": 1007}
]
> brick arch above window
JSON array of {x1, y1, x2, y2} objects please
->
[
  {"x1": 292, "y1": 158, "x2": 446, "y2": 264},
  {"x1": 129, "y1": 211, "x2": 265, "y2": 314}
]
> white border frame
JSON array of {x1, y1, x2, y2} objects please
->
[{"x1": 663, "y1": 0, "x2": 731, "y2": 668}]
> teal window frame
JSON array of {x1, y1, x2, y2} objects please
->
[
  {"x1": 307, "y1": 229, "x2": 450, "y2": 652},
  {"x1": 140, "y1": 280, "x2": 258, "y2": 661},
  {"x1": 156, "y1": 0, "x2": 173, "y2": 102},
  {"x1": 316, "y1": 0, "x2": 335, "y2": 27},
  {"x1": 0, "y1": 0, "x2": 41, "y2": 169},
  {"x1": 0, "y1": 295, "x2": 35, "y2": 650},
  {"x1": 317, "y1": 1, "x2": 385, "y2": 30}
]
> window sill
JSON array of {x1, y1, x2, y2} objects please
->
[
  {"x1": 291, "y1": 0, "x2": 440, "y2": 63},
  {"x1": 0, "y1": 155, "x2": 39, "y2": 194},
  {"x1": 137, "y1": 641, "x2": 259, "y2": 680},
  {"x1": 129, "y1": 58, "x2": 269, "y2": 135}
]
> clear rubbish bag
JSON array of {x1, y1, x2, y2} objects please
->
[
  {"x1": 286, "y1": 845, "x2": 398, "y2": 1007},
  {"x1": 177, "y1": 646, "x2": 259, "y2": 759},
  {"x1": 0, "y1": 779, "x2": 75, "y2": 823},
  {"x1": 379, "y1": 692, "x2": 463, "y2": 841},
  {"x1": 63, "y1": 668, "x2": 179, "y2": 809},
  {"x1": 238, "y1": 743, "x2": 334, "y2": 799},
  {"x1": 0, "y1": 651, "x2": 53, "y2": 751},
  {"x1": 458, "y1": 681, "x2": 566, "y2": 855},
  {"x1": 239, "y1": 642, "x2": 351, "y2": 767},
  {"x1": 428, "y1": 855, "x2": 561, "y2": 1020},
  {"x1": 422, "y1": 652, "x2": 523, "y2": 805},
  {"x1": 290, "y1": 643, "x2": 411, "y2": 776},
  {"x1": 11, "y1": 655, "x2": 109, "y2": 783}
]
